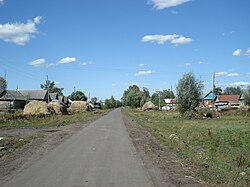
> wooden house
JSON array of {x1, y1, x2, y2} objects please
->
[
  {"x1": 0, "y1": 90, "x2": 26, "y2": 110},
  {"x1": 201, "y1": 91, "x2": 217, "y2": 108},
  {"x1": 215, "y1": 95, "x2": 242, "y2": 109},
  {"x1": 19, "y1": 90, "x2": 51, "y2": 103}
]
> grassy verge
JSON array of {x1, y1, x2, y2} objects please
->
[
  {"x1": 124, "y1": 108, "x2": 250, "y2": 186},
  {"x1": 0, "y1": 135, "x2": 36, "y2": 157},
  {"x1": 0, "y1": 109, "x2": 110, "y2": 128}
]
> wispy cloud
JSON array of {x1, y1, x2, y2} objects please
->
[
  {"x1": 142, "y1": 34, "x2": 192, "y2": 45},
  {"x1": 79, "y1": 61, "x2": 95, "y2": 66},
  {"x1": 232, "y1": 49, "x2": 243, "y2": 57},
  {"x1": 135, "y1": 70, "x2": 155, "y2": 77},
  {"x1": 111, "y1": 83, "x2": 117, "y2": 87},
  {"x1": 171, "y1": 10, "x2": 178, "y2": 14},
  {"x1": 229, "y1": 82, "x2": 250, "y2": 87},
  {"x1": 58, "y1": 57, "x2": 76, "y2": 64},
  {"x1": 149, "y1": 0, "x2": 192, "y2": 10},
  {"x1": 183, "y1": 63, "x2": 191, "y2": 66},
  {"x1": 28, "y1": 58, "x2": 47, "y2": 67},
  {"x1": 0, "y1": 0, "x2": 5, "y2": 6},
  {"x1": 246, "y1": 48, "x2": 250, "y2": 58},
  {"x1": 0, "y1": 16, "x2": 42, "y2": 45},
  {"x1": 215, "y1": 71, "x2": 239, "y2": 77},
  {"x1": 138, "y1": 63, "x2": 147, "y2": 67}
]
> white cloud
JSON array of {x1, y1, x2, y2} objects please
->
[
  {"x1": 0, "y1": 16, "x2": 42, "y2": 45},
  {"x1": 171, "y1": 36, "x2": 192, "y2": 45},
  {"x1": 229, "y1": 82, "x2": 250, "y2": 87},
  {"x1": 142, "y1": 34, "x2": 192, "y2": 45},
  {"x1": 58, "y1": 57, "x2": 76, "y2": 64},
  {"x1": 135, "y1": 70, "x2": 155, "y2": 77},
  {"x1": 79, "y1": 61, "x2": 95, "y2": 66},
  {"x1": 111, "y1": 83, "x2": 117, "y2": 87},
  {"x1": 246, "y1": 48, "x2": 250, "y2": 58},
  {"x1": 215, "y1": 71, "x2": 239, "y2": 77},
  {"x1": 28, "y1": 58, "x2": 47, "y2": 67},
  {"x1": 232, "y1": 49, "x2": 243, "y2": 57},
  {"x1": 0, "y1": 0, "x2": 5, "y2": 6},
  {"x1": 227, "y1": 73, "x2": 239, "y2": 77},
  {"x1": 150, "y1": 0, "x2": 192, "y2": 10},
  {"x1": 198, "y1": 61, "x2": 204, "y2": 64},
  {"x1": 183, "y1": 63, "x2": 191, "y2": 66},
  {"x1": 138, "y1": 63, "x2": 147, "y2": 67}
]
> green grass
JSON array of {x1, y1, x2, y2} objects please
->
[
  {"x1": 0, "y1": 109, "x2": 110, "y2": 129},
  {"x1": 0, "y1": 135, "x2": 36, "y2": 157},
  {"x1": 124, "y1": 109, "x2": 250, "y2": 187}
]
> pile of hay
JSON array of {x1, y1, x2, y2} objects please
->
[
  {"x1": 142, "y1": 101, "x2": 156, "y2": 111},
  {"x1": 68, "y1": 101, "x2": 89, "y2": 113},
  {"x1": 23, "y1": 101, "x2": 50, "y2": 115},
  {"x1": 48, "y1": 101, "x2": 68, "y2": 115}
]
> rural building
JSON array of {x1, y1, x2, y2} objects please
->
[
  {"x1": 49, "y1": 93, "x2": 59, "y2": 101},
  {"x1": 19, "y1": 90, "x2": 51, "y2": 103},
  {"x1": 215, "y1": 95, "x2": 243, "y2": 109},
  {"x1": 201, "y1": 91, "x2": 217, "y2": 108},
  {"x1": 0, "y1": 90, "x2": 26, "y2": 110},
  {"x1": 163, "y1": 98, "x2": 176, "y2": 110}
]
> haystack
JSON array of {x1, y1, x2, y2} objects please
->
[
  {"x1": 48, "y1": 101, "x2": 68, "y2": 115},
  {"x1": 23, "y1": 101, "x2": 50, "y2": 115},
  {"x1": 68, "y1": 101, "x2": 89, "y2": 113},
  {"x1": 142, "y1": 101, "x2": 156, "y2": 111}
]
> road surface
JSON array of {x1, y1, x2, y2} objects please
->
[{"x1": 3, "y1": 109, "x2": 153, "y2": 187}]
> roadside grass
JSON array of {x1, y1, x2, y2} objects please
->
[
  {"x1": 124, "y1": 108, "x2": 250, "y2": 186},
  {"x1": 0, "y1": 109, "x2": 110, "y2": 129},
  {"x1": 0, "y1": 135, "x2": 36, "y2": 157}
]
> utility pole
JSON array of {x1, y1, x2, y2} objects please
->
[
  {"x1": 47, "y1": 75, "x2": 49, "y2": 103},
  {"x1": 212, "y1": 72, "x2": 215, "y2": 92},
  {"x1": 158, "y1": 91, "x2": 161, "y2": 111}
]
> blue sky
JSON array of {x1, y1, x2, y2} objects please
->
[{"x1": 0, "y1": 0, "x2": 249, "y2": 100}]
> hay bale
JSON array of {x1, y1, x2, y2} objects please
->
[
  {"x1": 142, "y1": 101, "x2": 155, "y2": 111},
  {"x1": 68, "y1": 101, "x2": 89, "y2": 113},
  {"x1": 48, "y1": 101, "x2": 68, "y2": 115},
  {"x1": 23, "y1": 101, "x2": 50, "y2": 115}
]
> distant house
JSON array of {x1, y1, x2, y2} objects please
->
[
  {"x1": 215, "y1": 95, "x2": 243, "y2": 109},
  {"x1": 0, "y1": 90, "x2": 26, "y2": 110},
  {"x1": 201, "y1": 91, "x2": 217, "y2": 107},
  {"x1": 49, "y1": 93, "x2": 59, "y2": 101},
  {"x1": 163, "y1": 98, "x2": 176, "y2": 110},
  {"x1": 19, "y1": 90, "x2": 51, "y2": 103}
]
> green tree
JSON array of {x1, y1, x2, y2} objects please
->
[
  {"x1": 68, "y1": 91, "x2": 87, "y2": 101},
  {"x1": 214, "y1": 87, "x2": 222, "y2": 95},
  {"x1": 104, "y1": 96, "x2": 117, "y2": 109},
  {"x1": 41, "y1": 80, "x2": 64, "y2": 95},
  {"x1": 122, "y1": 85, "x2": 142, "y2": 108},
  {"x1": 176, "y1": 72, "x2": 204, "y2": 116},
  {"x1": 0, "y1": 76, "x2": 7, "y2": 92},
  {"x1": 243, "y1": 85, "x2": 250, "y2": 106},
  {"x1": 223, "y1": 86, "x2": 242, "y2": 95}
]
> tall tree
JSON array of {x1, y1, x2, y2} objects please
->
[
  {"x1": 122, "y1": 85, "x2": 143, "y2": 108},
  {"x1": 41, "y1": 80, "x2": 64, "y2": 95},
  {"x1": 176, "y1": 72, "x2": 204, "y2": 116},
  {"x1": 214, "y1": 87, "x2": 222, "y2": 95},
  {"x1": 0, "y1": 76, "x2": 7, "y2": 92},
  {"x1": 68, "y1": 91, "x2": 87, "y2": 101},
  {"x1": 243, "y1": 85, "x2": 250, "y2": 106},
  {"x1": 223, "y1": 86, "x2": 242, "y2": 95}
]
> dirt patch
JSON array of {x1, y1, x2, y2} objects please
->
[
  {"x1": 122, "y1": 112, "x2": 208, "y2": 187},
  {"x1": 0, "y1": 113, "x2": 107, "y2": 185}
]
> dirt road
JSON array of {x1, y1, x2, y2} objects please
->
[{"x1": 2, "y1": 109, "x2": 152, "y2": 187}]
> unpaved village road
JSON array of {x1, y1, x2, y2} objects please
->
[{"x1": 3, "y1": 109, "x2": 153, "y2": 187}]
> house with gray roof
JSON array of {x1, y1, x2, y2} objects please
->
[
  {"x1": 0, "y1": 90, "x2": 26, "y2": 110},
  {"x1": 19, "y1": 90, "x2": 51, "y2": 103}
]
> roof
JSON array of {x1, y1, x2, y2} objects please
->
[
  {"x1": 216, "y1": 95, "x2": 241, "y2": 102},
  {"x1": 203, "y1": 91, "x2": 217, "y2": 100},
  {"x1": 19, "y1": 90, "x2": 48, "y2": 100},
  {"x1": 0, "y1": 90, "x2": 26, "y2": 101}
]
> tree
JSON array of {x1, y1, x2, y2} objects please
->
[
  {"x1": 214, "y1": 87, "x2": 222, "y2": 95},
  {"x1": 0, "y1": 76, "x2": 7, "y2": 92},
  {"x1": 104, "y1": 96, "x2": 117, "y2": 109},
  {"x1": 176, "y1": 72, "x2": 204, "y2": 116},
  {"x1": 122, "y1": 85, "x2": 143, "y2": 108},
  {"x1": 243, "y1": 85, "x2": 250, "y2": 106},
  {"x1": 68, "y1": 91, "x2": 87, "y2": 101},
  {"x1": 223, "y1": 86, "x2": 242, "y2": 95},
  {"x1": 41, "y1": 80, "x2": 64, "y2": 95}
]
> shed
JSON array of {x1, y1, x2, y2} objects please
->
[
  {"x1": 19, "y1": 90, "x2": 51, "y2": 103},
  {"x1": 215, "y1": 95, "x2": 241, "y2": 109},
  {"x1": 0, "y1": 90, "x2": 26, "y2": 110}
]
